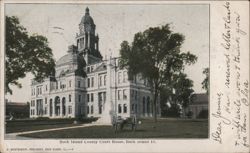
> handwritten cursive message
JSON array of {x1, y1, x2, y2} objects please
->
[{"x1": 212, "y1": 1, "x2": 249, "y2": 149}]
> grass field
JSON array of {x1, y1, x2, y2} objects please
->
[
  {"x1": 19, "y1": 118, "x2": 208, "y2": 138},
  {"x1": 5, "y1": 118, "x2": 96, "y2": 133}
]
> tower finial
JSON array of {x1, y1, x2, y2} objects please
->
[{"x1": 85, "y1": 7, "x2": 89, "y2": 15}]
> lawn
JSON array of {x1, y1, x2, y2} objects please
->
[
  {"x1": 5, "y1": 118, "x2": 96, "y2": 133},
  {"x1": 19, "y1": 118, "x2": 208, "y2": 138}
]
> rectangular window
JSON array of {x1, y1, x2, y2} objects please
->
[
  {"x1": 91, "y1": 93, "x2": 94, "y2": 102},
  {"x1": 104, "y1": 75, "x2": 106, "y2": 86},
  {"x1": 69, "y1": 94, "x2": 71, "y2": 102},
  {"x1": 123, "y1": 104, "x2": 127, "y2": 113},
  {"x1": 87, "y1": 67, "x2": 90, "y2": 73},
  {"x1": 91, "y1": 105, "x2": 93, "y2": 114},
  {"x1": 103, "y1": 92, "x2": 106, "y2": 102},
  {"x1": 99, "y1": 105, "x2": 102, "y2": 114},
  {"x1": 118, "y1": 90, "x2": 121, "y2": 100},
  {"x1": 44, "y1": 107, "x2": 47, "y2": 115},
  {"x1": 68, "y1": 106, "x2": 72, "y2": 114},
  {"x1": 135, "y1": 91, "x2": 138, "y2": 100},
  {"x1": 123, "y1": 89, "x2": 127, "y2": 100},
  {"x1": 123, "y1": 71, "x2": 127, "y2": 83},
  {"x1": 78, "y1": 95, "x2": 81, "y2": 102},
  {"x1": 118, "y1": 104, "x2": 122, "y2": 113},
  {"x1": 87, "y1": 94, "x2": 90, "y2": 102},
  {"x1": 46, "y1": 85, "x2": 48, "y2": 91},
  {"x1": 87, "y1": 106, "x2": 89, "y2": 114},
  {"x1": 69, "y1": 80, "x2": 71, "y2": 87},
  {"x1": 99, "y1": 76, "x2": 102, "y2": 86},
  {"x1": 78, "y1": 81, "x2": 81, "y2": 88},
  {"x1": 91, "y1": 77, "x2": 94, "y2": 87},
  {"x1": 118, "y1": 72, "x2": 122, "y2": 84},
  {"x1": 98, "y1": 92, "x2": 102, "y2": 102},
  {"x1": 87, "y1": 78, "x2": 90, "y2": 88},
  {"x1": 91, "y1": 66, "x2": 94, "y2": 72},
  {"x1": 45, "y1": 97, "x2": 47, "y2": 104}
]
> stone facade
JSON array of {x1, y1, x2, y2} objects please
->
[{"x1": 30, "y1": 7, "x2": 160, "y2": 124}]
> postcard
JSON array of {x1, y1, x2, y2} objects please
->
[{"x1": 0, "y1": 0, "x2": 249, "y2": 153}]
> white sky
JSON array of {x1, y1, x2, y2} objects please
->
[{"x1": 5, "y1": 4, "x2": 209, "y2": 103}]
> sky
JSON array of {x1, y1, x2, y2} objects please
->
[{"x1": 5, "y1": 4, "x2": 209, "y2": 103}]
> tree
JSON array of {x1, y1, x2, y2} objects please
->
[
  {"x1": 6, "y1": 16, "x2": 55, "y2": 94},
  {"x1": 119, "y1": 24, "x2": 197, "y2": 122},
  {"x1": 202, "y1": 67, "x2": 209, "y2": 94},
  {"x1": 160, "y1": 73, "x2": 194, "y2": 117}
]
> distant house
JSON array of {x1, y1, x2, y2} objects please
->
[
  {"x1": 186, "y1": 93, "x2": 208, "y2": 119},
  {"x1": 5, "y1": 101, "x2": 30, "y2": 119}
]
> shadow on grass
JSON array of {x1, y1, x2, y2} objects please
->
[{"x1": 18, "y1": 118, "x2": 208, "y2": 139}]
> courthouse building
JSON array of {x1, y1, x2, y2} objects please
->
[{"x1": 30, "y1": 7, "x2": 160, "y2": 123}]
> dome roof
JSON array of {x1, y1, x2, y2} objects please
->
[
  {"x1": 56, "y1": 53, "x2": 79, "y2": 67},
  {"x1": 80, "y1": 7, "x2": 94, "y2": 25}
]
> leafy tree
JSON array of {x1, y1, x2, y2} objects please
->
[
  {"x1": 119, "y1": 24, "x2": 197, "y2": 122},
  {"x1": 6, "y1": 16, "x2": 55, "y2": 94},
  {"x1": 172, "y1": 73, "x2": 194, "y2": 108},
  {"x1": 160, "y1": 73, "x2": 194, "y2": 117},
  {"x1": 202, "y1": 67, "x2": 209, "y2": 94}
]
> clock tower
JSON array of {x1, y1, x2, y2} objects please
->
[{"x1": 76, "y1": 7, "x2": 102, "y2": 64}]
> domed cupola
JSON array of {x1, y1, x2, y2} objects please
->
[
  {"x1": 55, "y1": 45, "x2": 86, "y2": 77},
  {"x1": 81, "y1": 7, "x2": 94, "y2": 25},
  {"x1": 79, "y1": 7, "x2": 96, "y2": 34}
]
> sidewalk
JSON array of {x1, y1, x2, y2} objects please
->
[{"x1": 5, "y1": 123, "x2": 100, "y2": 140}]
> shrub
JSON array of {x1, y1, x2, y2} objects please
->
[
  {"x1": 198, "y1": 110, "x2": 208, "y2": 119},
  {"x1": 186, "y1": 111, "x2": 193, "y2": 118},
  {"x1": 35, "y1": 117, "x2": 50, "y2": 120}
]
